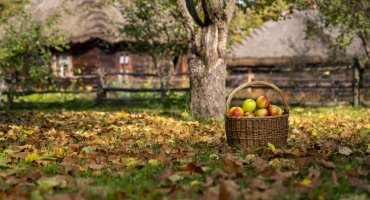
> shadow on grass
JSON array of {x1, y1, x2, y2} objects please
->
[{"x1": 0, "y1": 99, "x2": 195, "y2": 121}]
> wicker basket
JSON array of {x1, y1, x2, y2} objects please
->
[{"x1": 225, "y1": 81, "x2": 289, "y2": 148}]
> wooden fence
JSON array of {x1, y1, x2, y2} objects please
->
[{"x1": 1, "y1": 63, "x2": 369, "y2": 106}]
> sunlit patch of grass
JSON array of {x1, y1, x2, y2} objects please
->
[{"x1": 41, "y1": 162, "x2": 60, "y2": 176}]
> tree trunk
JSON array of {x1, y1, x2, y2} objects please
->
[
  {"x1": 189, "y1": 56, "x2": 226, "y2": 118},
  {"x1": 176, "y1": 0, "x2": 236, "y2": 118}
]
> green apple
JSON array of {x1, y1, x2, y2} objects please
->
[{"x1": 242, "y1": 99, "x2": 257, "y2": 113}]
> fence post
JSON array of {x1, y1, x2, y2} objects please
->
[
  {"x1": 4, "y1": 75, "x2": 14, "y2": 107},
  {"x1": 352, "y1": 59, "x2": 360, "y2": 106},
  {"x1": 96, "y1": 69, "x2": 106, "y2": 104}
]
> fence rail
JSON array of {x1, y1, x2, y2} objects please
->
[{"x1": 2, "y1": 63, "x2": 369, "y2": 106}]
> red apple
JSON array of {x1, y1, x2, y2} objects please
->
[
  {"x1": 255, "y1": 108, "x2": 269, "y2": 117},
  {"x1": 256, "y1": 96, "x2": 270, "y2": 109},
  {"x1": 268, "y1": 105, "x2": 283, "y2": 116},
  {"x1": 244, "y1": 112, "x2": 256, "y2": 117},
  {"x1": 229, "y1": 107, "x2": 244, "y2": 117}
]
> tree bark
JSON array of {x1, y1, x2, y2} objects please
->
[
  {"x1": 177, "y1": 0, "x2": 236, "y2": 119},
  {"x1": 189, "y1": 55, "x2": 226, "y2": 118}
]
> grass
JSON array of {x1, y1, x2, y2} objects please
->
[{"x1": 0, "y1": 104, "x2": 369, "y2": 199}]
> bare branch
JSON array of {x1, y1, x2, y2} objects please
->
[
  {"x1": 176, "y1": 0, "x2": 196, "y2": 35},
  {"x1": 358, "y1": 31, "x2": 370, "y2": 61},
  {"x1": 185, "y1": 0, "x2": 204, "y2": 26},
  {"x1": 201, "y1": 0, "x2": 211, "y2": 24},
  {"x1": 202, "y1": 0, "x2": 223, "y2": 22},
  {"x1": 225, "y1": 0, "x2": 236, "y2": 24}
]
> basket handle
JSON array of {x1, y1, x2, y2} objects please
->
[{"x1": 226, "y1": 81, "x2": 289, "y2": 114}]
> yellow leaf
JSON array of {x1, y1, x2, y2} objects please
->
[
  {"x1": 54, "y1": 148, "x2": 64, "y2": 158},
  {"x1": 268, "y1": 142, "x2": 276, "y2": 152},
  {"x1": 126, "y1": 157, "x2": 139, "y2": 168},
  {"x1": 364, "y1": 124, "x2": 370, "y2": 129},
  {"x1": 92, "y1": 170, "x2": 102, "y2": 176},
  {"x1": 311, "y1": 130, "x2": 318, "y2": 136},
  {"x1": 148, "y1": 159, "x2": 160, "y2": 166},
  {"x1": 319, "y1": 114, "x2": 325, "y2": 119},
  {"x1": 25, "y1": 152, "x2": 39, "y2": 163},
  {"x1": 25, "y1": 130, "x2": 34, "y2": 135},
  {"x1": 86, "y1": 85, "x2": 93, "y2": 91},
  {"x1": 190, "y1": 180, "x2": 201, "y2": 186},
  {"x1": 79, "y1": 166, "x2": 87, "y2": 172},
  {"x1": 300, "y1": 178, "x2": 311, "y2": 186}
]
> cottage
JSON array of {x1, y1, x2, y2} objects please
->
[
  {"x1": 229, "y1": 10, "x2": 366, "y2": 68},
  {"x1": 227, "y1": 10, "x2": 368, "y2": 105},
  {"x1": 29, "y1": 0, "x2": 188, "y2": 78}
]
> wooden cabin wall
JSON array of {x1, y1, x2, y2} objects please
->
[{"x1": 71, "y1": 46, "x2": 101, "y2": 75}]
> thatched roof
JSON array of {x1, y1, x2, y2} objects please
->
[
  {"x1": 29, "y1": 0, "x2": 126, "y2": 44},
  {"x1": 228, "y1": 10, "x2": 365, "y2": 67}
]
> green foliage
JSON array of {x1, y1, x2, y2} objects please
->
[
  {"x1": 119, "y1": 0, "x2": 187, "y2": 60},
  {"x1": 0, "y1": 5, "x2": 67, "y2": 97},
  {"x1": 230, "y1": 0, "x2": 290, "y2": 45},
  {"x1": 289, "y1": 0, "x2": 370, "y2": 59},
  {"x1": 0, "y1": 0, "x2": 25, "y2": 21}
]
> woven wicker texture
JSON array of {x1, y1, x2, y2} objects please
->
[{"x1": 225, "y1": 81, "x2": 289, "y2": 148}]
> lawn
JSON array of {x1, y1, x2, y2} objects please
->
[{"x1": 0, "y1": 106, "x2": 369, "y2": 200}]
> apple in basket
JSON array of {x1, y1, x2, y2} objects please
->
[
  {"x1": 268, "y1": 105, "x2": 283, "y2": 116},
  {"x1": 242, "y1": 99, "x2": 257, "y2": 113},
  {"x1": 229, "y1": 107, "x2": 244, "y2": 117},
  {"x1": 256, "y1": 96, "x2": 270, "y2": 109},
  {"x1": 255, "y1": 108, "x2": 269, "y2": 117},
  {"x1": 244, "y1": 112, "x2": 256, "y2": 117}
]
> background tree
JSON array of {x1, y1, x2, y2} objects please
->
[
  {"x1": 0, "y1": 6, "x2": 66, "y2": 105},
  {"x1": 290, "y1": 0, "x2": 370, "y2": 61},
  {"x1": 229, "y1": 0, "x2": 289, "y2": 45},
  {"x1": 118, "y1": 0, "x2": 187, "y2": 102},
  {"x1": 0, "y1": 0, "x2": 25, "y2": 21}
]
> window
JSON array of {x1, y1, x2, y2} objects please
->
[{"x1": 55, "y1": 54, "x2": 72, "y2": 77}]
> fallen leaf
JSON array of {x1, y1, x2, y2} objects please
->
[
  {"x1": 157, "y1": 168, "x2": 173, "y2": 180},
  {"x1": 37, "y1": 176, "x2": 68, "y2": 190},
  {"x1": 88, "y1": 163, "x2": 105, "y2": 170},
  {"x1": 202, "y1": 177, "x2": 213, "y2": 187},
  {"x1": 299, "y1": 178, "x2": 312, "y2": 187},
  {"x1": 148, "y1": 159, "x2": 160, "y2": 166},
  {"x1": 223, "y1": 159, "x2": 242, "y2": 174},
  {"x1": 338, "y1": 146, "x2": 353, "y2": 156},
  {"x1": 317, "y1": 159, "x2": 336, "y2": 169},
  {"x1": 311, "y1": 130, "x2": 318, "y2": 136},
  {"x1": 219, "y1": 180, "x2": 240, "y2": 200},
  {"x1": 201, "y1": 187, "x2": 219, "y2": 200},
  {"x1": 182, "y1": 162, "x2": 204, "y2": 174},
  {"x1": 331, "y1": 171, "x2": 339, "y2": 186},
  {"x1": 190, "y1": 180, "x2": 201, "y2": 186},
  {"x1": 268, "y1": 142, "x2": 276, "y2": 153},
  {"x1": 290, "y1": 148, "x2": 301, "y2": 157},
  {"x1": 169, "y1": 174, "x2": 183, "y2": 183}
]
